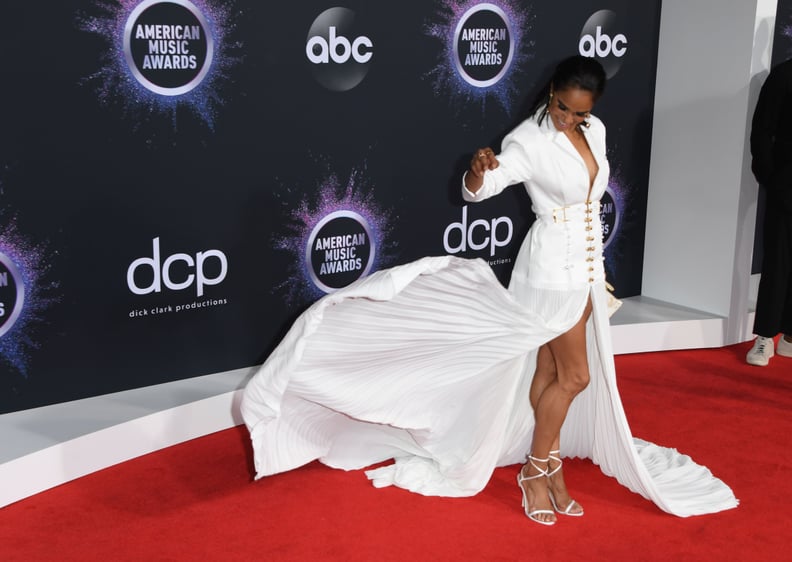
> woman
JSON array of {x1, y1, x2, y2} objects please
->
[
  {"x1": 465, "y1": 55, "x2": 611, "y2": 525},
  {"x1": 241, "y1": 57, "x2": 737, "y2": 520}
]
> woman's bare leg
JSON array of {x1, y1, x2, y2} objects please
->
[
  {"x1": 530, "y1": 344, "x2": 556, "y2": 411},
  {"x1": 519, "y1": 300, "x2": 592, "y2": 523},
  {"x1": 547, "y1": 448, "x2": 583, "y2": 515},
  {"x1": 532, "y1": 346, "x2": 585, "y2": 515}
]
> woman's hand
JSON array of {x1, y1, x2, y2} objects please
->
[{"x1": 465, "y1": 148, "x2": 498, "y2": 193}]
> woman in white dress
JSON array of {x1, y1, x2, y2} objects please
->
[
  {"x1": 466, "y1": 55, "x2": 612, "y2": 525},
  {"x1": 241, "y1": 57, "x2": 737, "y2": 520}
]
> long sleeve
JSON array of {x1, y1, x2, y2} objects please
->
[{"x1": 462, "y1": 122, "x2": 535, "y2": 202}]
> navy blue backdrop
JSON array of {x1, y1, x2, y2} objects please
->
[{"x1": 0, "y1": 0, "x2": 660, "y2": 413}]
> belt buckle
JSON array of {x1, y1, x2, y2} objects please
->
[{"x1": 552, "y1": 207, "x2": 568, "y2": 223}]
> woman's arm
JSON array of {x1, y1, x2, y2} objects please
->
[
  {"x1": 462, "y1": 123, "x2": 535, "y2": 202},
  {"x1": 464, "y1": 148, "x2": 498, "y2": 194}
]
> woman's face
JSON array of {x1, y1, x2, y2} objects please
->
[{"x1": 548, "y1": 87, "x2": 595, "y2": 133}]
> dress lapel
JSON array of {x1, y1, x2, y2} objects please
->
[
  {"x1": 581, "y1": 124, "x2": 606, "y2": 188},
  {"x1": 542, "y1": 118, "x2": 594, "y2": 195}
]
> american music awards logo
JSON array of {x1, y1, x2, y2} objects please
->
[
  {"x1": 78, "y1": 0, "x2": 241, "y2": 128},
  {"x1": 0, "y1": 216, "x2": 60, "y2": 377},
  {"x1": 424, "y1": 0, "x2": 534, "y2": 114},
  {"x1": 272, "y1": 164, "x2": 397, "y2": 304}
]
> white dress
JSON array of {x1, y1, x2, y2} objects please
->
[{"x1": 241, "y1": 114, "x2": 738, "y2": 517}]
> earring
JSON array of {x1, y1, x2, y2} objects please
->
[{"x1": 545, "y1": 91, "x2": 553, "y2": 115}]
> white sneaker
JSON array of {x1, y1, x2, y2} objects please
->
[
  {"x1": 778, "y1": 336, "x2": 792, "y2": 358},
  {"x1": 746, "y1": 336, "x2": 775, "y2": 366}
]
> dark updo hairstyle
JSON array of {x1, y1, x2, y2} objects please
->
[{"x1": 529, "y1": 55, "x2": 607, "y2": 126}]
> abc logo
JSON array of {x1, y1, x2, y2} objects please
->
[
  {"x1": 306, "y1": 7, "x2": 373, "y2": 91},
  {"x1": 443, "y1": 206, "x2": 513, "y2": 257},
  {"x1": 578, "y1": 10, "x2": 627, "y2": 78},
  {"x1": 127, "y1": 237, "x2": 228, "y2": 297},
  {"x1": 579, "y1": 27, "x2": 627, "y2": 58},
  {"x1": 307, "y1": 27, "x2": 373, "y2": 64}
]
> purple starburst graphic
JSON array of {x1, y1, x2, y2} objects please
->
[
  {"x1": 77, "y1": 0, "x2": 241, "y2": 129},
  {"x1": 273, "y1": 165, "x2": 397, "y2": 305},
  {"x1": 602, "y1": 165, "x2": 634, "y2": 279},
  {"x1": 0, "y1": 217, "x2": 60, "y2": 377},
  {"x1": 424, "y1": 0, "x2": 534, "y2": 115}
]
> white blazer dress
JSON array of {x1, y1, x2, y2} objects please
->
[{"x1": 240, "y1": 114, "x2": 738, "y2": 517}]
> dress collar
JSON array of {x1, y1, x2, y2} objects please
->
[{"x1": 535, "y1": 108, "x2": 605, "y2": 188}]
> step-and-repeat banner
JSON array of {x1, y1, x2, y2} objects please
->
[{"x1": 0, "y1": 0, "x2": 660, "y2": 413}]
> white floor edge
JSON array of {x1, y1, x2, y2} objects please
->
[
  {"x1": 0, "y1": 390, "x2": 246, "y2": 508},
  {"x1": 0, "y1": 298, "x2": 758, "y2": 508}
]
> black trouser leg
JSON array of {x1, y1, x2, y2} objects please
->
[{"x1": 753, "y1": 205, "x2": 792, "y2": 337}]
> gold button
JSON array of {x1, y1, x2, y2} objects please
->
[
  {"x1": 588, "y1": 278, "x2": 594, "y2": 283},
  {"x1": 586, "y1": 257, "x2": 594, "y2": 262}
]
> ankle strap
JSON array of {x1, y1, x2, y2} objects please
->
[{"x1": 527, "y1": 454, "x2": 549, "y2": 476}]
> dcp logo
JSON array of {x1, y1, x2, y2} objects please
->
[
  {"x1": 578, "y1": 10, "x2": 627, "y2": 79},
  {"x1": 307, "y1": 210, "x2": 374, "y2": 293},
  {"x1": 127, "y1": 237, "x2": 228, "y2": 297},
  {"x1": 306, "y1": 7, "x2": 374, "y2": 91},
  {"x1": 443, "y1": 206, "x2": 513, "y2": 257},
  {"x1": 123, "y1": 0, "x2": 214, "y2": 96},
  {"x1": 0, "y1": 252, "x2": 25, "y2": 338}
]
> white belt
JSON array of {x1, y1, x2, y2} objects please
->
[{"x1": 536, "y1": 200, "x2": 600, "y2": 224}]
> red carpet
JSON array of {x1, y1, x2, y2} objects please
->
[{"x1": 2, "y1": 339, "x2": 791, "y2": 561}]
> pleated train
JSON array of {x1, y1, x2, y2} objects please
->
[{"x1": 240, "y1": 256, "x2": 738, "y2": 516}]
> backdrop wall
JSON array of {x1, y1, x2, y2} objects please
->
[
  {"x1": 643, "y1": 0, "x2": 777, "y2": 345},
  {"x1": 0, "y1": 0, "x2": 660, "y2": 414}
]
